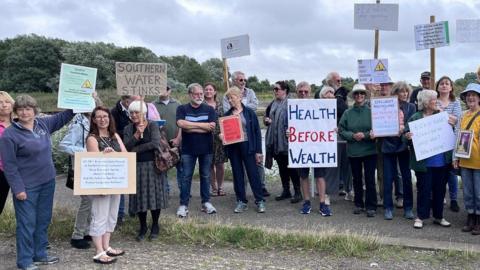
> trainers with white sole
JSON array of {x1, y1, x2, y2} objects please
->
[
  {"x1": 202, "y1": 202, "x2": 217, "y2": 214},
  {"x1": 176, "y1": 205, "x2": 188, "y2": 218},
  {"x1": 234, "y1": 201, "x2": 248, "y2": 213},
  {"x1": 413, "y1": 218, "x2": 423, "y2": 229}
]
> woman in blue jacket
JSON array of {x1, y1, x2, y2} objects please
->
[{"x1": 223, "y1": 87, "x2": 265, "y2": 213}]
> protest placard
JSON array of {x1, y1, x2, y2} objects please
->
[
  {"x1": 116, "y1": 62, "x2": 167, "y2": 96},
  {"x1": 408, "y1": 112, "x2": 456, "y2": 161},
  {"x1": 354, "y1": 3, "x2": 399, "y2": 31},
  {"x1": 454, "y1": 130, "x2": 474, "y2": 158},
  {"x1": 73, "y1": 152, "x2": 136, "y2": 195},
  {"x1": 456, "y1": 19, "x2": 480, "y2": 43},
  {"x1": 57, "y1": 63, "x2": 97, "y2": 112},
  {"x1": 414, "y1": 21, "x2": 450, "y2": 50},
  {"x1": 370, "y1": 97, "x2": 399, "y2": 137},
  {"x1": 219, "y1": 115, "x2": 245, "y2": 145},
  {"x1": 221, "y1": 34, "x2": 250, "y2": 59},
  {"x1": 358, "y1": 58, "x2": 389, "y2": 84},
  {"x1": 288, "y1": 99, "x2": 337, "y2": 168}
]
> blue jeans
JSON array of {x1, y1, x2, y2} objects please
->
[
  {"x1": 383, "y1": 151, "x2": 413, "y2": 211},
  {"x1": 179, "y1": 153, "x2": 212, "y2": 206},
  {"x1": 12, "y1": 180, "x2": 55, "y2": 268},
  {"x1": 415, "y1": 166, "x2": 448, "y2": 220},
  {"x1": 447, "y1": 170, "x2": 458, "y2": 201},
  {"x1": 461, "y1": 168, "x2": 480, "y2": 214},
  {"x1": 165, "y1": 159, "x2": 184, "y2": 194},
  {"x1": 350, "y1": 154, "x2": 377, "y2": 211},
  {"x1": 228, "y1": 141, "x2": 264, "y2": 203}
]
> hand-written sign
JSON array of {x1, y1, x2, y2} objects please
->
[
  {"x1": 414, "y1": 21, "x2": 450, "y2": 50},
  {"x1": 409, "y1": 112, "x2": 456, "y2": 161},
  {"x1": 288, "y1": 99, "x2": 337, "y2": 168},
  {"x1": 221, "y1": 34, "x2": 250, "y2": 59},
  {"x1": 74, "y1": 152, "x2": 136, "y2": 195},
  {"x1": 57, "y1": 63, "x2": 97, "y2": 112},
  {"x1": 370, "y1": 97, "x2": 399, "y2": 137},
  {"x1": 456, "y1": 19, "x2": 480, "y2": 43},
  {"x1": 219, "y1": 115, "x2": 245, "y2": 145},
  {"x1": 354, "y1": 3, "x2": 399, "y2": 31},
  {"x1": 358, "y1": 59, "x2": 390, "y2": 84},
  {"x1": 116, "y1": 62, "x2": 167, "y2": 96}
]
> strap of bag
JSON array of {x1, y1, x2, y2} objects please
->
[{"x1": 466, "y1": 111, "x2": 480, "y2": 130}]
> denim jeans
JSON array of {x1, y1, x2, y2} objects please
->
[
  {"x1": 415, "y1": 165, "x2": 448, "y2": 220},
  {"x1": 447, "y1": 170, "x2": 458, "y2": 201},
  {"x1": 180, "y1": 153, "x2": 212, "y2": 206},
  {"x1": 350, "y1": 154, "x2": 377, "y2": 211},
  {"x1": 12, "y1": 180, "x2": 55, "y2": 269},
  {"x1": 383, "y1": 150, "x2": 413, "y2": 211},
  {"x1": 166, "y1": 159, "x2": 184, "y2": 194},
  {"x1": 461, "y1": 168, "x2": 480, "y2": 214},
  {"x1": 228, "y1": 141, "x2": 264, "y2": 203}
]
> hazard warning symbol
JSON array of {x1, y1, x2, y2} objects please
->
[
  {"x1": 82, "y1": 80, "x2": 93, "y2": 89},
  {"x1": 357, "y1": 58, "x2": 389, "y2": 84}
]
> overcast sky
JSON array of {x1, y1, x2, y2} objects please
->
[{"x1": 1, "y1": 0, "x2": 479, "y2": 86}]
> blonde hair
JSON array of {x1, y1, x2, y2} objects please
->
[
  {"x1": 0, "y1": 91, "x2": 14, "y2": 104},
  {"x1": 225, "y1": 86, "x2": 242, "y2": 99}
]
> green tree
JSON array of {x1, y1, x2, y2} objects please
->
[
  {"x1": 160, "y1": 55, "x2": 208, "y2": 86},
  {"x1": 201, "y1": 58, "x2": 224, "y2": 83}
]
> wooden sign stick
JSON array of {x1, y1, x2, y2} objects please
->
[
  {"x1": 222, "y1": 58, "x2": 230, "y2": 91},
  {"x1": 430, "y1": 15, "x2": 436, "y2": 88},
  {"x1": 374, "y1": 0, "x2": 380, "y2": 59},
  {"x1": 140, "y1": 95, "x2": 144, "y2": 139}
]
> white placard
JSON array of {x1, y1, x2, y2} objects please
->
[
  {"x1": 81, "y1": 158, "x2": 129, "y2": 189},
  {"x1": 409, "y1": 112, "x2": 456, "y2": 161},
  {"x1": 371, "y1": 97, "x2": 399, "y2": 137},
  {"x1": 220, "y1": 34, "x2": 250, "y2": 59},
  {"x1": 414, "y1": 21, "x2": 450, "y2": 50},
  {"x1": 358, "y1": 58, "x2": 389, "y2": 84},
  {"x1": 288, "y1": 99, "x2": 337, "y2": 168},
  {"x1": 354, "y1": 3, "x2": 399, "y2": 31},
  {"x1": 456, "y1": 19, "x2": 480, "y2": 43}
]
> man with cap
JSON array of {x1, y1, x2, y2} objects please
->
[{"x1": 410, "y1": 71, "x2": 431, "y2": 108}]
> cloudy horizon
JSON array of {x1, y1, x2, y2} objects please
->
[{"x1": 1, "y1": 0, "x2": 479, "y2": 86}]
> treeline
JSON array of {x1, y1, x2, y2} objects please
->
[{"x1": 0, "y1": 34, "x2": 476, "y2": 94}]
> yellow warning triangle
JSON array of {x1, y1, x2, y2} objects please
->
[
  {"x1": 82, "y1": 80, "x2": 92, "y2": 89},
  {"x1": 374, "y1": 60, "x2": 386, "y2": 71}
]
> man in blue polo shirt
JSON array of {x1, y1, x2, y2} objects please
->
[{"x1": 176, "y1": 83, "x2": 217, "y2": 217}]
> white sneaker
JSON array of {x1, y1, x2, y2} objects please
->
[
  {"x1": 176, "y1": 205, "x2": 188, "y2": 218},
  {"x1": 434, "y1": 218, "x2": 451, "y2": 227},
  {"x1": 202, "y1": 202, "x2": 217, "y2": 214},
  {"x1": 325, "y1": 195, "x2": 331, "y2": 206},
  {"x1": 344, "y1": 191, "x2": 354, "y2": 201},
  {"x1": 413, "y1": 218, "x2": 423, "y2": 229}
]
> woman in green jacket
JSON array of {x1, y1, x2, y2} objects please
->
[
  {"x1": 339, "y1": 84, "x2": 377, "y2": 217},
  {"x1": 404, "y1": 89, "x2": 453, "y2": 229}
]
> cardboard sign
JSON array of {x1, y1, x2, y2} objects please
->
[
  {"x1": 219, "y1": 115, "x2": 245, "y2": 145},
  {"x1": 354, "y1": 3, "x2": 399, "y2": 31},
  {"x1": 414, "y1": 21, "x2": 450, "y2": 50},
  {"x1": 370, "y1": 97, "x2": 400, "y2": 137},
  {"x1": 455, "y1": 130, "x2": 474, "y2": 158},
  {"x1": 456, "y1": 19, "x2": 480, "y2": 43},
  {"x1": 220, "y1": 34, "x2": 250, "y2": 59},
  {"x1": 409, "y1": 112, "x2": 456, "y2": 161},
  {"x1": 288, "y1": 99, "x2": 337, "y2": 168},
  {"x1": 57, "y1": 63, "x2": 97, "y2": 112},
  {"x1": 74, "y1": 152, "x2": 136, "y2": 195},
  {"x1": 358, "y1": 58, "x2": 390, "y2": 84},
  {"x1": 116, "y1": 62, "x2": 167, "y2": 96}
]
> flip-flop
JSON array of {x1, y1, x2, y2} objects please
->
[
  {"x1": 106, "y1": 247, "x2": 125, "y2": 257},
  {"x1": 93, "y1": 251, "x2": 117, "y2": 264}
]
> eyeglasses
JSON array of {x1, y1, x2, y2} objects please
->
[
  {"x1": 298, "y1": 90, "x2": 309, "y2": 94},
  {"x1": 237, "y1": 78, "x2": 247, "y2": 82},
  {"x1": 273, "y1": 87, "x2": 284, "y2": 92},
  {"x1": 336, "y1": 80, "x2": 341, "y2": 83},
  {"x1": 94, "y1": 115, "x2": 109, "y2": 120},
  {"x1": 190, "y1": 92, "x2": 203, "y2": 97}
]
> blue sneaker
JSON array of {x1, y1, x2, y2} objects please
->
[
  {"x1": 300, "y1": 201, "x2": 311, "y2": 214},
  {"x1": 384, "y1": 209, "x2": 393, "y2": 220},
  {"x1": 319, "y1": 203, "x2": 332, "y2": 216}
]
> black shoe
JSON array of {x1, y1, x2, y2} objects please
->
[
  {"x1": 83, "y1": 235, "x2": 92, "y2": 241},
  {"x1": 136, "y1": 227, "x2": 147, "y2": 242},
  {"x1": 70, "y1": 238, "x2": 90, "y2": 249},
  {"x1": 290, "y1": 193, "x2": 302, "y2": 204},
  {"x1": 149, "y1": 225, "x2": 159, "y2": 240},
  {"x1": 116, "y1": 217, "x2": 124, "y2": 227},
  {"x1": 353, "y1": 207, "x2": 365, "y2": 215},
  {"x1": 275, "y1": 192, "x2": 292, "y2": 201},
  {"x1": 262, "y1": 188, "x2": 271, "y2": 197},
  {"x1": 366, "y1": 210, "x2": 376, "y2": 217},
  {"x1": 450, "y1": 200, "x2": 460, "y2": 212},
  {"x1": 33, "y1": 256, "x2": 59, "y2": 265}
]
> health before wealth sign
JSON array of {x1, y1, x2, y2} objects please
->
[{"x1": 288, "y1": 99, "x2": 337, "y2": 168}]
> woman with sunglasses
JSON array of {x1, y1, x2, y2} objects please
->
[
  {"x1": 265, "y1": 81, "x2": 301, "y2": 204},
  {"x1": 339, "y1": 84, "x2": 378, "y2": 217}
]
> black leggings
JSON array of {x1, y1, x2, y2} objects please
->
[
  {"x1": 0, "y1": 170, "x2": 10, "y2": 215},
  {"x1": 274, "y1": 154, "x2": 300, "y2": 194}
]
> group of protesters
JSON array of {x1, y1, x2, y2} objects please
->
[{"x1": 0, "y1": 66, "x2": 480, "y2": 269}]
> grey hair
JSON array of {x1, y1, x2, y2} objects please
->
[
  {"x1": 14, "y1": 94, "x2": 39, "y2": 115},
  {"x1": 320, "y1": 85, "x2": 335, "y2": 98},
  {"x1": 417, "y1": 89, "x2": 437, "y2": 111},
  {"x1": 187, "y1": 83, "x2": 203, "y2": 94},
  {"x1": 231, "y1": 71, "x2": 245, "y2": 82},
  {"x1": 391, "y1": 81, "x2": 413, "y2": 96},
  {"x1": 128, "y1": 100, "x2": 147, "y2": 114},
  {"x1": 296, "y1": 81, "x2": 311, "y2": 92},
  {"x1": 325, "y1": 72, "x2": 339, "y2": 87}
]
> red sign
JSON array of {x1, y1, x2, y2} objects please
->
[{"x1": 219, "y1": 115, "x2": 245, "y2": 145}]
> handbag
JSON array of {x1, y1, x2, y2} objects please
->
[{"x1": 154, "y1": 130, "x2": 180, "y2": 173}]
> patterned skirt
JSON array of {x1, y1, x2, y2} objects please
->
[
  {"x1": 129, "y1": 161, "x2": 169, "y2": 213},
  {"x1": 213, "y1": 136, "x2": 228, "y2": 164}
]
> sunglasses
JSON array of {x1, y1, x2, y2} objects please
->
[
  {"x1": 237, "y1": 78, "x2": 247, "y2": 82},
  {"x1": 353, "y1": 92, "x2": 366, "y2": 96},
  {"x1": 298, "y1": 90, "x2": 309, "y2": 94}
]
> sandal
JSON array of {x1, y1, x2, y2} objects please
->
[
  {"x1": 93, "y1": 251, "x2": 117, "y2": 264},
  {"x1": 105, "y1": 247, "x2": 125, "y2": 257},
  {"x1": 218, "y1": 189, "x2": 226, "y2": 196},
  {"x1": 210, "y1": 188, "x2": 218, "y2": 197}
]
